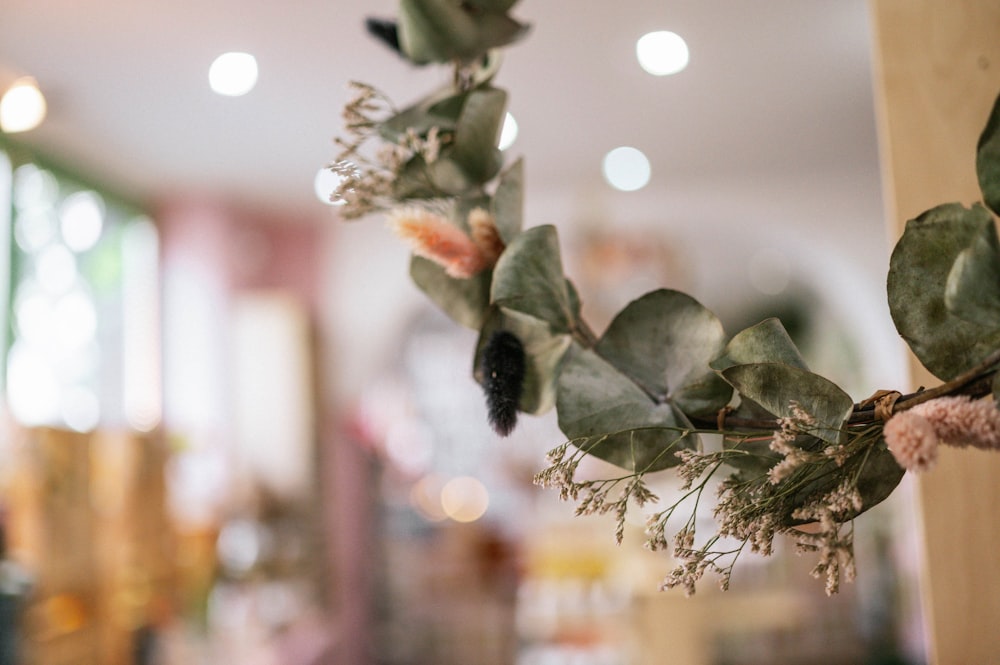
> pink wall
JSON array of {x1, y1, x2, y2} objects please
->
[{"x1": 155, "y1": 197, "x2": 375, "y2": 662}]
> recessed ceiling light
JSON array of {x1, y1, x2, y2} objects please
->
[
  {"x1": 602, "y1": 146, "x2": 651, "y2": 192},
  {"x1": 0, "y1": 77, "x2": 47, "y2": 133},
  {"x1": 498, "y1": 112, "x2": 518, "y2": 151},
  {"x1": 636, "y1": 31, "x2": 690, "y2": 76},
  {"x1": 314, "y1": 166, "x2": 345, "y2": 206},
  {"x1": 209, "y1": 52, "x2": 258, "y2": 96}
]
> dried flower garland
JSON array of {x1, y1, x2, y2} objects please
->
[{"x1": 327, "y1": 1, "x2": 1000, "y2": 595}]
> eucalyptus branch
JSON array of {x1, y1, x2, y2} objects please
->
[
  {"x1": 853, "y1": 348, "x2": 1000, "y2": 422},
  {"x1": 336, "y1": 2, "x2": 1000, "y2": 597}
]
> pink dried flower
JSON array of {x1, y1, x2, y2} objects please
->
[
  {"x1": 911, "y1": 395, "x2": 1000, "y2": 450},
  {"x1": 388, "y1": 206, "x2": 489, "y2": 278},
  {"x1": 883, "y1": 410, "x2": 939, "y2": 472},
  {"x1": 467, "y1": 207, "x2": 505, "y2": 264}
]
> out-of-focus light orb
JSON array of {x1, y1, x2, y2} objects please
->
[
  {"x1": 62, "y1": 387, "x2": 100, "y2": 432},
  {"x1": 410, "y1": 474, "x2": 448, "y2": 522},
  {"x1": 60, "y1": 191, "x2": 105, "y2": 252},
  {"x1": 14, "y1": 285, "x2": 53, "y2": 343},
  {"x1": 636, "y1": 31, "x2": 690, "y2": 76},
  {"x1": 13, "y1": 164, "x2": 58, "y2": 211},
  {"x1": 0, "y1": 77, "x2": 47, "y2": 133},
  {"x1": 602, "y1": 146, "x2": 651, "y2": 192},
  {"x1": 440, "y1": 476, "x2": 489, "y2": 523},
  {"x1": 314, "y1": 166, "x2": 345, "y2": 206},
  {"x1": 209, "y1": 52, "x2": 258, "y2": 96},
  {"x1": 36, "y1": 244, "x2": 77, "y2": 294},
  {"x1": 498, "y1": 112, "x2": 518, "y2": 151},
  {"x1": 6, "y1": 341, "x2": 59, "y2": 426},
  {"x1": 217, "y1": 519, "x2": 264, "y2": 575},
  {"x1": 15, "y1": 208, "x2": 57, "y2": 252},
  {"x1": 54, "y1": 290, "x2": 98, "y2": 349}
]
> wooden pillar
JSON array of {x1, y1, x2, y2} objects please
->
[{"x1": 868, "y1": 2, "x2": 1000, "y2": 662}]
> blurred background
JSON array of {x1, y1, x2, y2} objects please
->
[{"x1": 0, "y1": 1, "x2": 927, "y2": 663}]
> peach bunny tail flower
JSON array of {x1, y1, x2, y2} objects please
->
[
  {"x1": 467, "y1": 207, "x2": 506, "y2": 264},
  {"x1": 387, "y1": 206, "x2": 489, "y2": 279},
  {"x1": 911, "y1": 395, "x2": 1000, "y2": 451},
  {"x1": 883, "y1": 410, "x2": 939, "y2": 472}
]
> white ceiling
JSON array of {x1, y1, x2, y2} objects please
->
[{"x1": 0, "y1": 0, "x2": 881, "y2": 218}]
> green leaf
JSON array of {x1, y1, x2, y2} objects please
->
[
  {"x1": 720, "y1": 436, "x2": 781, "y2": 477},
  {"x1": 711, "y1": 318, "x2": 808, "y2": 372},
  {"x1": 379, "y1": 85, "x2": 463, "y2": 142},
  {"x1": 491, "y1": 225, "x2": 574, "y2": 333},
  {"x1": 397, "y1": 0, "x2": 528, "y2": 64},
  {"x1": 451, "y1": 87, "x2": 507, "y2": 184},
  {"x1": 556, "y1": 345, "x2": 698, "y2": 472},
  {"x1": 780, "y1": 444, "x2": 905, "y2": 526},
  {"x1": 595, "y1": 290, "x2": 732, "y2": 418},
  {"x1": 464, "y1": 0, "x2": 521, "y2": 12},
  {"x1": 720, "y1": 364, "x2": 853, "y2": 444},
  {"x1": 393, "y1": 155, "x2": 475, "y2": 199},
  {"x1": 888, "y1": 203, "x2": 1000, "y2": 380},
  {"x1": 473, "y1": 307, "x2": 572, "y2": 415},
  {"x1": 565, "y1": 278, "x2": 583, "y2": 325},
  {"x1": 852, "y1": 446, "x2": 906, "y2": 519},
  {"x1": 410, "y1": 255, "x2": 491, "y2": 329},
  {"x1": 492, "y1": 157, "x2": 523, "y2": 243},
  {"x1": 470, "y1": 13, "x2": 530, "y2": 53},
  {"x1": 398, "y1": 0, "x2": 479, "y2": 64},
  {"x1": 945, "y1": 217, "x2": 1000, "y2": 328},
  {"x1": 977, "y1": 89, "x2": 1000, "y2": 216}
]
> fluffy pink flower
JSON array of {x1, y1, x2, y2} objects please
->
[
  {"x1": 911, "y1": 395, "x2": 1000, "y2": 450},
  {"x1": 467, "y1": 207, "x2": 505, "y2": 264},
  {"x1": 388, "y1": 207, "x2": 489, "y2": 278},
  {"x1": 883, "y1": 410, "x2": 939, "y2": 472}
]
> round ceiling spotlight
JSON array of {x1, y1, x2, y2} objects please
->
[
  {"x1": 209, "y1": 52, "x2": 258, "y2": 96},
  {"x1": 0, "y1": 77, "x2": 47, "y2": 133},
  {"x1": 498, "y1": 112, "x2": 518, "y2": 151},
  {"x1": 636, "y1": 31, "x2": 690, "y2": 76},
  {"x1": 602, "y1": 146, "x2": 651, "y2": 192}
]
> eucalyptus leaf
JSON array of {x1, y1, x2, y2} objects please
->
[
  {"x1": 398, "y1": 0, "x2": 479, "y2": 64},
  {"x1": 720, "y1": 436, "x2": 780, "y2": 477},
  {"x1": 493, "y1": 157, "x2": 524, "y2": 243},
  {"x1": 565, "y1": 279, "x2": 584, "y2": 325},
  {"x1": 397, "y1": 0, "x2": 528, "y2": 64},
  {"x1": 410, "y1": 255, "x2": 491, "y2": 329},
  {"x1": 379, "y1": 86, "x2": 464, "y2": 141},
  {"x1": 711, "y1": 318, "x2": 808, "y2": 372},
  {"x1": 596, "y1": 289, "x2": 732, "y2": 418},
  {"x1": 977, "y1": 89, "x2": 1000, "y2": 215},
  {"x1": 391, "y1": 157, "x2": 437, "y2": 199},
  {"x1": 392, "y1": 155, "x2": 475, "y2": 199},
  {"x1": 781, "y1": 444, "x2": 904, "y2": 526},
  {"x1": 469, "y1": 50, "x2": 505, "y2": 87},
  {"x1": 557, "y1": 345, "x2": 698, "y2": 472},
  {"x1": 888, "y1": 203, "x2": 1000, "y2": 380},
  {"x1": 945, "y1": 218, "x2": 1000, "y2": 328},
  {"x1": 720, "y1": 363, "x2": 853, "y2": 444},
  {"x1": 468, "y1": 13, "x2": 530, "y2": 53},
  {"x1": 451, "y1": 87, "x2": 507, "y2": 184},
  {"x1": 464, "y1": 0, "x2": 520, "y2": 12},
  {"x1": 491, "y1": 225, "x2": 574, "y2": 333},
  {"x1": 473, "y1": 307, "x2": 571, "y2": 415}
]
